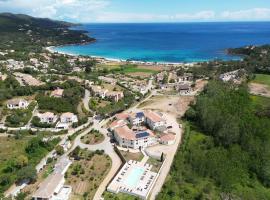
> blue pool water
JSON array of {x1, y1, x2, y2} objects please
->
[
  {"x1": 125, "y1": 167, "x2": 145, "y2": 188},
  {"x1": 54, "y1": 22, "x2": 270, "y2": 63}
]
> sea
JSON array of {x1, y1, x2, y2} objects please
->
[{"x1": 53, "y1": 22, "x2": 270, "y2": 63}]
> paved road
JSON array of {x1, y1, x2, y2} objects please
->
[
  {"x1": 148, "y1": 113, "x2": 182, "y2": 200},
  {"x1": 83, "y1": 89, "x2": 91, "y2": 111}
]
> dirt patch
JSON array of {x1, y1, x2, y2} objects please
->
[
  {"x1": 127, "y1": 72, "x2": 152, "y2": 78},
  {"x1": 249, "y1": 83, "x2": 270, "y2": 98},
  {"x1": 119, "y1": 150, "x2": 144, "y2": 161},
  {"x1": 138, "y1": 95, "x2": 193, "y2": 117}
]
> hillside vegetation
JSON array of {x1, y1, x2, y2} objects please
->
[
  {"x1": 158, "y1": 81, "x2": 270, "y2": 200},
  {"x1": 0, "y1": 13, "x2": 95, "y2": 53}
]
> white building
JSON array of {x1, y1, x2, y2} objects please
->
[
  {"x1": 32, "y1": 158, "x2": 72, "y2": 200},
  {"x1": 7, "y1": 99, "x2": 29, "y2": 109},
  {"x1": 60, "y1": 112, "x2": 78, "y2": 124},
  {"x1": 144, "y1": 111, "x2": 166, "y2": 131},
  {"x1": 90, "y1": 85, "x2": 108, "y2": 99},
  {"x1": 160, "y1": 133, "x2": 176, "y2": 145},
  {"x1": 106, "y1": 91, "x2": 124, "y2": 102},
  {"x1": 114, "y1": 125, "x2": 156, "y2": 150},
  {"x1": 51, "y1": 88, "x2": 64, "y2": 98},
  {"x1": 38, "y1": 112, "x2": 57, "y2": 124},
  {"x1": 128, "y1": 112, "x2": 145, "y2": 126}
]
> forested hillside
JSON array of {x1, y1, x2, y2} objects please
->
[
  {"x1": 0, "y1": 13, "x2": 95, "y2": 53},
  {"x1": 158, "y1": 81, "x2": 270, "y2": 200}
]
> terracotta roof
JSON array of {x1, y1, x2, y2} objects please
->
[
  {"x1": 7, "y1": 99, "x2": 26, "y2": 105},
  {"x1": 115, "y1": 113, "x2": 129, "y2": 120},
  {"x1": 61, "y1": 112, "x2": 75, "y2": 118},
  {"x1": 160, "y1": 133, "x2": 175, "y2": 142},
  {"x1": 109, "y1": 120, "x2": 126, "y2": 129},
  {"x1": 39, "y1": 112, "x2": 55, "y2": 118},
  {"x1": 114, "y1": 125, "x2": 136, "y2": 140},
  {"x1": 144, "y1": 111, "x2": 163, "y2": 123},
  {"x1": 51, "y1": 88, "x2": 64, "y2": 97}
]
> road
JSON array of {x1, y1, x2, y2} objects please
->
[
  {"x1": 83, "y1": 89, "x2": 91, "y2": 111},
  {"x1": 147, "y1": 113, "x2": 182, "y2": 200}
]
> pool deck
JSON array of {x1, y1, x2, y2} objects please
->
[{"x1": 107, "y1": 160, "x2": 158, "y2": 199}]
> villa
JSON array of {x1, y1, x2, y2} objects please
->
[
  {"x1": 60, "y1": 112, "x2": 78, "y2": 124},
  {"x1": 160, "y1": 133, "x2": 176, "y2": 145},
  {"x1": 128, "y1": 112, "x2": 145, "y2": 126},
  {"x1": 7, "y1": 99, "x2": 29, "y2": 109},
  {"x1": 90, "y1": 85, "x2": 108, "y2": 99},
  {"x1": 32, "y1": 157, "x2": 72, "y2": 200},
  {"x1": 144, "y1": 111, "x2": 166, "y2": 131},
  {"x1": 113, "y1": 125, "x2": 157, "y2": 149},
  {"x1": 38, "y1": 112, "x2": 58, "y2": 124},
  {"x1": 176, "y1": 83, "x2": 192, "y2": 95},
  {"x1": 106, "y1": 91, "x2": 124, "y2": 102},
  {"x1": 51, "y1": 88, "x2": 64, "y2": 98}
]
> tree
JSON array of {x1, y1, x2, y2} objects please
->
[
  {"x1": 16, "y1": 165, "x2": 37, "y2": 183},
  {"x1": 15, "y1": 155, "x2": 29, "y2": 169},
  {"x1": 55, "y1": 145, "x2": 65, "y2": 155}
]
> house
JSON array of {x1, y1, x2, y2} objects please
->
[
  {"x1": 51, "y1": 88, "x2": 64, "y2": 98},
  {"x1": 128, "y1": 112, "x2": 145, "y2": 126},
  {"x1": 32, "y1": 158, "x2": 72, "y2": 200},
  {"x1": 176, "y1": 83, "x2": 192, "y2": 95},
  {"x1": 113, "y1": 125, "x2": 156, "y2": 149},
  {"x1": 144, "y1": 111, "x2": 166, "y2": 131},
  {"x1": 109, "y1": 119, "x2": 127, "y2": 131},
  {"x1": 160, "y1": 133, "x2": 176, "y2": 145},
  {"x1": 90, "y1": 85, "x2": 108, "y2": 99},
  {"x1": 115, "y1": 113, "x2": 130, "y2": 121},
  {"x1": 178, "y1": 73, "x2": 193, "y2": 82},
  {"x1": 7, "y1": 99, "x2": 29, "y2": 109},
  {"x1": 60, "y1": 112, "x2": 78, "y2": 124},
  {"x1": 106, "y1": 91, "x2": 124, "y2": 102},
  {"x1": 38, "y1": 112, "x2": 57, "y2": 124},
  {"x1": 98, "y1": 76, "x2": 117, "y2": 85}
]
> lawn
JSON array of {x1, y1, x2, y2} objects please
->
[
  {"x1": 250, "y1": 95, "x2": 270, "y2": 109},
  {"x1": 147, "y1": 157, "x2": 163, "y2": 173},
  {"x1": 66, "y1": 149, "x2": 111, "y2": 200},
  {"x1": 119, "y1": 150, "x2": 144, "y2": 162},
  {"x1": 81, "y1": 129, "x2": 105, "y2": 145},
  {"x1": 252, "y1": 74, "x2": 270, "y2": 87}
]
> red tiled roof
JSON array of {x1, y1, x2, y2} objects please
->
[
  {"x1": 114, "y1": 125, "x2": 135, "y2": 140},
  {"x1": 144, "y1": 111, "x2": 163, "y2": 123},
  {"x1": 160, "y1": 133, "x2": 175, "y2": 142},
  {"x1": 115, "y1": 113, "x2": 129, "y2": 120}
]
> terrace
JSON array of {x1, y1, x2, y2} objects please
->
[{"x1": 107, "y1": 160, "x2": 158, "y2": 199}]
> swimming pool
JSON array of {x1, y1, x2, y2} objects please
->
[{"x1": 125, "y1": 167, "x2": 145, "y2": 188}]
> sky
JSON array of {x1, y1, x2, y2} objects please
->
[{"x1": 0, "y1": 0, "x2": 270, "y2": 23}]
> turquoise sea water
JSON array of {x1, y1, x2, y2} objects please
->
[{"x1": 54, "y1": 22, "x2": 270, "y2": 63}]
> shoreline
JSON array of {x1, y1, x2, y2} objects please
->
[{"x1": 45, "y1": 46, "x2": 199, "y2": 67}]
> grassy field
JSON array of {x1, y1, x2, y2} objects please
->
[
  {"x1": 252, "y1": 74, "x2": 270, "y2": 86},
  {"x1": 119, "y1": 150, "x2": 144, "y2": 162},
  {"x1": 81, "y1": 129, "x2": 105, "y2": 145},
  {"x1": 147, "y1": 157, "x2": 163, "y2": 173},
  {"x1": 66, "y1": 149, "x2": 111, "y2": 200},
  {"x1": 250, "y1": 95, "x2": 270, "y2": 109},
  {"x1": 0, "y1": 136, "x2": 32, "y2": 171}
]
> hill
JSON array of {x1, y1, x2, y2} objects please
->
[{"x1": 0, "y1": 13, "x2": 95, "y2": 52}]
